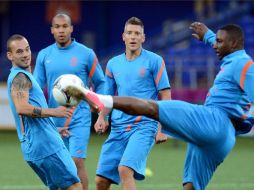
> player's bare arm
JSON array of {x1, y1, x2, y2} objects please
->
[
  {"x1": 155, "y1": 88, "x2": 171, "y2": 144},
  {"x1": 190, "y1": 22, "x2": 209, "y2": 41},
  {"x1": 158, "y1": 88, "x2": 171, "y2": 100},
  {"x1": 11, "y1": 73, "x2": 72, "y2": 118}
]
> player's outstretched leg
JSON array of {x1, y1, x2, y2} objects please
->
[
  {"x1": 65, "y1": 85, "x2": 112, "y2": 113},
  {"x1": 65, "y1": 84, "x2": 159, "y2": 120},
  {"x1": 113, "y1": 96, "x2": 159, "y2": 120}
]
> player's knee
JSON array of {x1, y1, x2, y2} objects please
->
[
  {"x1": 118, "y1": 166, "x2": 134, "y2": 179},
  {"x1": 66, "y1": 182, "x2": 83, "y2": 190},
  {"x1": 95, "y1": 176, "x2": 111, "y2": 189},
  {"x1": 147, "y1": 100, "x2": 159, "y2": 120},
  {"x1": 73, "y1": 157, "x2": 84, "y2": 170},
  {"x1": 183, "y1": 182, "x2": 195, "y2": 190}
]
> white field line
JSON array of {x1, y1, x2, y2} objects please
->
[{"x1": 1, "y1": 183, "x2": 254, "y2": 189}]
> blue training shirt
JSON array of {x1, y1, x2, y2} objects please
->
[
  {"x1": 7, "y1": 67, "x2": 65, "y2": 161},
  {"x1": 34, "y1": 39, "x2": 105, "y2": 128},
  {"x1": 203, "y1": 30, "x2": 254, "y2": 134},
  {"x1": 105, "y1": 48, "x2": 170, "y2": 131}
]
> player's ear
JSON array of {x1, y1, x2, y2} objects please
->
[
  {"x1": 142, "y1": 34, "x2": 146, "y2": 43},
  {"x1": 51, "y1": 27, "x2": 54, "y2": 35},
  {"x1": 6, "y1": 51, "x2": 12, "y2": 61},
  {"x1": 231, "y1": 39, "x2": 238, "y2": 50},
  {"x1": 122, "y1": 32, "x2": 125, "y2": 42},
  {"x1": 70, "y1": 25, "x2": 74, "y2": 33}
]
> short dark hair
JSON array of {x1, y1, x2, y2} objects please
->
[
  {"x1": 125, "y1": 17, "x2": 144, "y2": 30},
  {"x1": 52, "y1": 13, "x2": 72, "y2": 26},
  {"x1": 219, "y1": 24, "x2": 244, "y2": 47},
  {"x1": 7, "y1": 34, "x2": 26, "y2": 52}
]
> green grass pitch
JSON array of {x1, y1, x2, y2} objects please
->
[{"x1": 0, "y1": 131, "x2": 254, "y2": 190}]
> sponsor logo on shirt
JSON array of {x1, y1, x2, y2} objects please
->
[
  {"x1": 45, "y1": 59, "x2": 51, "y2": 64},
  {"x1": 114, "y1": 72, "x2": 120, "y2": 77}
]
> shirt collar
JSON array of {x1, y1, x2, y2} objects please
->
[
  {"x1": 222, "y1": 49, "x2": 246, "y2": 61},
  {"x1": 55, "y1": 38, "x2": 75, "y2": 50}
]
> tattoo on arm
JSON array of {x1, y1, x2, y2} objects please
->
[
  {"x1": 11, "y1": 73, "x2": 32, "y2": 102},
  {"x1": 11, "y1": 73, "x2": 35, "y2": 117},
  {"x1": 32, "y1": 107, "x2": 42, "y2": 117},
  {"x1": 12, "y1": 73, "x2": 32, "y2": 92},
  {"x1": 16, "y1": 91, "x2": 26, "y2": 100}
]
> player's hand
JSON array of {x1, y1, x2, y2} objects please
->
[
  {"x1": 94, "y1": 114, "x2": 109, "y2": 134},
  {"x1": 58, "y1": 127, "x2": 70, "y2": 137},
  {"x1": 155, "y1": 123, "x2": 168, "y2": 144},
  {"x1": 155, "y1": 131, "x2": 168, "y2": 144},
  {"x1": 53, "y1": 106, "x2": 73, "y2": 118},
  {"x1": 189, "y1": 22, "x2": 209, "y2": 41}
]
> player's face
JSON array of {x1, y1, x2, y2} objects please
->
[
  {"x1": 123, "y1": 24, "x2": 145, "y2": 52},
  {"x1": 7, "y1": 39, "x2": 31, "y2": 69},
  {"x1": 213, "y1": 30, "x2": 233, "y2": 60},
  {"x1": 51, "y1": 16, "x2": 73, "y2": 47}
]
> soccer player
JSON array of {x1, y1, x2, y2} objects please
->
[
  {"x1": 66, "y1": 22, "x2": 254, "y2": 190},
  {"x1": 6, "y1": 34, "x2": 82, "y2": 190},
  {"x1": 93, "y1": 17, "x2": 171, "y2": 190},
  {"x1": 33, "y1": 13, "x2": 105, "y2": 190}
]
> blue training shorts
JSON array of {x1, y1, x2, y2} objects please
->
[
  {"x1": 157, "y1": 100, "x2": 236, "y2": 190},
  {"x1": 27, "y1": 146, "x2": 80, "y2": 190},
  {"x1": 96, "y1": 124, "x2": 157, "y2": 184},
  {"x1": 62, "y1": 110, "x2": 91, "y2": 158}
]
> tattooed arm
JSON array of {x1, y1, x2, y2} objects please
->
[{"x1": 11, "y1": 72, "x2": 73, "y2": 118}]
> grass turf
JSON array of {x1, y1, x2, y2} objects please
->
[{"x1": 0, "y1": 131, "x2": 253, "y2": 190}]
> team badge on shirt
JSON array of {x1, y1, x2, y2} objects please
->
[
  {"x1": 71, "y1": 57, "x2": 78, "y2": 66},
  {"x1": 139, "y1": 67, "x2": 146, "y2": 77}
]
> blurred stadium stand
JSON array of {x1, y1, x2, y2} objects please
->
[
  {"x1": 1, "y1": 1, "x2": 254, "y2": 100},
  {"x1": 1, "y1": 1, "x2": 254, "y2": 134}
]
